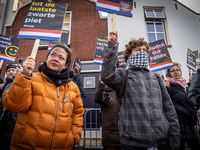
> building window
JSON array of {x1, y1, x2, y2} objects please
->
[
  {"x1": 144, "y1": 9, "x2": 169, "y2": 44},
  {"x1": 39, "y1": 11, "x2": 71, "y2": 46}
]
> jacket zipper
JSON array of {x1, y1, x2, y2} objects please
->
[
  {"x1": 49, "y1": 86, "x2": 60, "y2": 150},
  {"x1": 142, "y1": 70, "x2": 155, "y2": 146},
  {"x1": 63, "y1": 95, "x2": 67, "y2": 112}
]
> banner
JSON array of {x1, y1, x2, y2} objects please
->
[
  {"x1": 0, "y1": 35, "x2": 21, "y2": 63},
  {"x1": 18, "y1": 1, "x2": 67, "y2": 41},
  {"x1": 149, "y1": 39, "x2": 173, "y2": 72},
  {"x1": 187, "y1": 49, "x2": 196, "y2": 72},
  {"x1": 48, "y1": 30, "x2": 70, "y2": 51},
  {"x1": 72, "y1": 57, "x2": 82, "y2": 76},
  {"x1": 117, "y1": 51, "x2": 126, "y2": 68},
  {"x1": 94, "y1": 36, "x2": 108, "y2": 65},
  {"x1": 97, "y1": 0, "x2": 133, "y2": 17}
]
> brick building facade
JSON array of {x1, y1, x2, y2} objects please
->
[{"x1": 1, "y1": 0, "x2": 107, "y2": 78}]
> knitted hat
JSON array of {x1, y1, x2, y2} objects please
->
[{"x1": 6, "y1": 64, "x2": 18, "y2": 72}]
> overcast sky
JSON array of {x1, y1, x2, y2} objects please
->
[{"x1": 177, "y1": 0, "x2": 200, "y2": 13}]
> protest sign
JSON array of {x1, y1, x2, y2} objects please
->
[
  {"x1": 94, "y1": 36, "x2": 108, "y2": 65},
  {"x1": 18, "y1": 1, "x2": 67, "y2": 41},
  {"x1": 187, "y1": 49, "x2": 196, "y2": 72},
  {"x1": 48, "y1": 30, "x2": 70, "y2": 51},
  {"x1": 149, "y1": 39, "x2": 173, "y2": 72},
  {"x1": 0, "y1": 35, "x2": 21, "y2": 63},
  {"x1": 97, "y1": 0, "x2": 133, "y2": 17},
  {"x1": 72, "y1": 57, "x2": 82, "y2": 76},
  {"x1": 117, "y1": 51, "x2": 126, "y2": 68}
]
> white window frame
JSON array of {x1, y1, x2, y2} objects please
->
[
  {"x1": 146, "y1": 21, "x2": 166, "y2": 43},
  {"x1": 145, "y1": 9, "x2": 165, "y2": 19},
  {"x1": 80, "y1": 61, "x2": 101, "y2": 73}
]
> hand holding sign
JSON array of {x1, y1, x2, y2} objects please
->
[
  {"x1": 22, "y1": 56, "x2": 35, "y2": 76},
  {"x1": 108, "y1": 31, "x2": 118, "y2": 43}
]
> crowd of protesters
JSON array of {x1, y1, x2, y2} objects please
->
[{"x1": 0, "y1": 33, "x2": 200, "y2": 150}]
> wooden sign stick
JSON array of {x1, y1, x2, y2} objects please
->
[
  {"x1": 31, "y1": 39, "x2": 40, "y2": 59},
  {"x1": 0, "y1": 60, "x2": 4, "y2": 69},
  {"x1": 112, "y1": 14, "x2": 116, "y2": 32},
  {"x1": 162, "y1": 70, "x2": 167, "y2": 80},
  {"x1": 190, "y1": 69, "x2": 193, "y2": 76}
]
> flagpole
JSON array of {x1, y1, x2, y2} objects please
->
[
  {"x1": 162, "y1": 70, "x2": 167, "y2": 80},
  {"x1": 112, "y1": 14, "x2": 116, "y2": 32},
  {"x1": 31, "y1": 39, "x2": 40, "y2": 59}
]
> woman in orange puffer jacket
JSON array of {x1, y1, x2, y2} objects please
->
[{"x1": 2, "y1": 43, "x2": 84, "y2": 150}]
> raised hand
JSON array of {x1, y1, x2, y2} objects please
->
[
  {"x1": 22, "y1": 56, "x2": 35, "y2": 76},
  {"x1": 108, "y1": 31, "x2": 118, "y2": 43}
]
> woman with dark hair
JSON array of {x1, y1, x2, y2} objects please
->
[
  {"x1": 164, "y1": 62, "x2": 200, "y2": 150},
  {"x1": 2, "y1": 42, "x2": 84, "y2": 150}
]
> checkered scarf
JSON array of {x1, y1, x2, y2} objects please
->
[
  {"x1": 127, "y1": 51, "x2": 149, "y2": 69},
  {"x1": 167, "y1": 77, "x2": 187, "y2": 89}
]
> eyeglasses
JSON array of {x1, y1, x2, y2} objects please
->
[{"x1": 169, "y1": 69, "x2": 180, "y2": 73}]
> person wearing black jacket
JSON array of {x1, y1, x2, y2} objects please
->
[
  {"x1": 164, "y1": 62, "x2": 200, "y2": 150},
  {"x1": 94, "y1": 79, "x2": 121, "y2": 150},
  {"x1": 69, "y1": 70, "x2": 86, "y2": 104},
  {"x1": 0, "y1": 64, "x2": 22, "y2": 150}
]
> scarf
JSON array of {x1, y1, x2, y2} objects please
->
[
  {"x1": 127, "y1": 51, "x2": 149, "y2": 69},
  {"x1": 38, "y1": 62, "x2": 69, "y2": 86},
  {"x1": 167, "y1": 77, "x2": 187, "y2": 89}
]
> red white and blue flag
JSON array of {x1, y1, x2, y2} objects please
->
[
  {"x1": 187, "y1": 49, "x2": 196, "y2": 72},
  {"x1": 149, "y1": 39, "x2": 173, "y2": 72},
  {"x1": 18, "y1": 1, "x2": 67, "y2": 41},
  {"x1": 97, "y1": 0, "x2": 133, "y2": 17}
]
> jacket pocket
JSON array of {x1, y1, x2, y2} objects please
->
[{"x1": 12, "y1": 125, "x2": 26, "y2": 147}]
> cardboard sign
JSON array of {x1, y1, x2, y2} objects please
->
[
  {"x1": 0, "y1": 35, "x2": 21, "y2": 63},
  {"x1": 187, "y1": 49, "x2": 196, "y2": 72},
  {"x1": 18, "y1": 1, "x2": 67, "y2": 41},
  {"x1": 48, "y1": 30, "x2": 70, "y2": 51},
  {"x1": 97, "y1": 0, "x2": 133, "y2": 17},
  {"x1": 94, "y1": 36, "x2": 108, "y2": 65},
  {"x1": 117, "y1": 51, "x2": 126, "y2": 68},
  {"x1": 149, "y1": 39, "x2": 173, "y2": 72},
  {"x1": 72, "y1": 57, "x2": 82, "y2": 76}
]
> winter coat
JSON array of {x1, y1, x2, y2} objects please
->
[
  {"x1": 69, "y1": 71, "x2": 86, "y2": 103},
  {"x1": 100, "y1": 41, "x2": 180, "y2": 150},
  {"x1": 167, "y1": 82, "x2": 198, "y2": 139},
  {"x1": 188, "y1": 69, "x2": 200, "y2": 108},
  {"x1": 0, "y1": 76, "x2": 17, "y2": 150},
  {"x1": 94, "y1": 81, "x2": 121, "y2": 147},
  {"x1": 2, "y1": 72, "x2": 84, "y2": 150}
]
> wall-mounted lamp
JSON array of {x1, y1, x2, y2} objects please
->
[
  {"x1": 175, "y1": 3, "x2": 178, "y2": 10},
  {"x1": 134, "y1": 2, "x2": 136, "y2": 8}
]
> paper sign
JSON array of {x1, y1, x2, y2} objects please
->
[
  {"x1": 94, "y1": 36, "x2": 108, "y2": 65},
  {"x1": 97, "y1": 0, "x2": 133, "y2": 17},
  {"x1": 149, "y1": 39, "x2": 173, "y2": 72},
  {"x1": 18, "y1": 1, "x2": 67, "y2": 41},
  {"x1": 117, "y1": 51, "x2": 126, "y2": 68},
  {"x1": 187, "y1": 49, "x2": 196, "y2": 72},
  {"x1": 72, "y1": 57, "x2": 82, "y2": 76},
  {"x1": 48, "y1": 30, "x2": 70, "y2": 51},
  {"x1": 0, "y1": 35, "x2": 21, "y2": 63}
]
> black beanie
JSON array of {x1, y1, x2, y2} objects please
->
[{"x1": 6, "y1": 64, "x2": 18, "y2": 72}]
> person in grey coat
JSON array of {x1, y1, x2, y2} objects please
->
[{"x1": 100, "y1": 32, "x2": 180, "y2": 150}]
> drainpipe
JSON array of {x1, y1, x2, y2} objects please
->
[{"x1": 1, "y1": 0, "x2": 9, "y2": 34}]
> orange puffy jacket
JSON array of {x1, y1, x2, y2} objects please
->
[{"x1": 2, "y1": 72, "x2": 84, "y2": 150}]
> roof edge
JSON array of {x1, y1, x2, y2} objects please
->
[{"x1": 174, "y1": 0, "x2": 200, "y2": 15}]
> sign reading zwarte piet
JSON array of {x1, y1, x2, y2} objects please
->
[
  {"x1": 0, "y1": 35, "x2": 21, "y2": 63},
  {"x1": 94, "y1": 36, "x2": 108, "y2": 65},
  {"x1": 97, "y1": 0, "x2": 133, "y2": 17},
  {"x1": 187, "y1": 49, "x2": 196, "y2": 72},
  {"x1": 18, "y1": 1, "x2": 67, "y2": 41},
  {"x1": 149, "y1": 39, "x2": 173, "y2": 72}
]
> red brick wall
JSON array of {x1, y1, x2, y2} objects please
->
[{"x1": 1, "y1": 0, "x2": 107, "y2": 77}]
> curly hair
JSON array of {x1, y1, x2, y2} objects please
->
[
  {"x1": 47, "y1": 42, "x2": 71, "y2": 66},
  {"x1": 123, "y1": 38, "x2": 149, "y2": 62}
]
